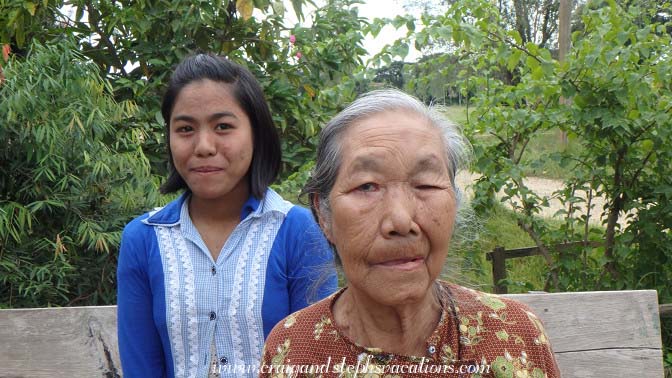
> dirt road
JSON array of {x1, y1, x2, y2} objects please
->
[{"x1": 455, "y1": 172, "x2": 619, "y2": 225}]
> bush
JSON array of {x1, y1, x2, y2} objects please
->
[{"x1": 0, "y1": 40, "x2": 158, "y2": 307}]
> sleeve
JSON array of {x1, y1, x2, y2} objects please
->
[
  {"x1": 258, "y1": 339, "x2": 275, "y2": 378},
  {"x1": 285, "y1": 207, "x2": 339, "y2": 312},
  {"x1": 537, "y1": 321, "x2": 561, "y2": 378},
  {"x1": 518, "y1": 303, "x2": 562, "y2": 378},
  {"x1": 117, "y1": 219, "x2": 166, "y2": 377}
]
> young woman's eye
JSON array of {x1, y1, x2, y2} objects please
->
[
  {"x1": 175, "y1": 125, "x2": 193, "y2": 133},
  {"x1": 357, "y1": 182, "x2": 379, "y2": 192},
  {"x1": 215, "y1": 123, "x2": 233, "y2": 131}
]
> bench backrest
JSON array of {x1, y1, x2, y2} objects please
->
[
  {"x1": 0, "y1": 290, "x2": 664, "y2": 377},
  {"x1": 504, "y1": 290, "x2": 664, "y2": 378}
]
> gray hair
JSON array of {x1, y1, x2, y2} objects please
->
[{"x1": 302, "y1": 88, "x2": 471, "y2": 225}]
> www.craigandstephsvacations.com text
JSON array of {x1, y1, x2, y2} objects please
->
[{"x1": 216, "y1": 356, "x2": 491, "y2": 376}]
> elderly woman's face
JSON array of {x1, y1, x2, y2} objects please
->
[{"x1": 322, "y1": 110, "x2": 457, "y2": 306}]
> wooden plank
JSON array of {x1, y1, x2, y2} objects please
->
[
  {"x1": 660, "y1": 303, "x2": 672, "y2": 317},
  {"x1": 506, "y1": 290, "x2": 663, "y2": 378},
  {"x1": 486, "y1": 241, "x2": 604, "y2": 261},
  {"x1": 0, "y1": 305, "x2": 120, "y2": 377},
  {"x1": 555, "y1": 349, "x2": 664, "y2": 378},
  {"x1": 505, "y1": 290, "x2": 662, "y2": 351},
  {"x1": 486, "y1": 245, "x2": 539, "y2": 260},
  {"x1": 0, "y1": 291, "x2": 664, "y2": 378},
  {"x1": 491, "y1": 246, "x2": 508, "y2": 294}
]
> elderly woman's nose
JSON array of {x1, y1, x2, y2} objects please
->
[{"x1": 380, "y1": 186, "x2": 420, "y2": 238}]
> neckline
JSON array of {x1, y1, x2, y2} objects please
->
[{"x1": 325, "y1": 281, "x2": 461, "y2": 363}]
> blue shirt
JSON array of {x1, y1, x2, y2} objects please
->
[{"x1": 117, "y1": 188, "x2": 337, "y2": 377}]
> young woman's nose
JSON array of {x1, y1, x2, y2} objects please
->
[{"x1": 194, "y1": 130, "x2": 216, "y2": 157}]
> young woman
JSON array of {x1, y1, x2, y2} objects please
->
[{"x1": 117, "y1": 54, "x2": 337, "y2": 378}]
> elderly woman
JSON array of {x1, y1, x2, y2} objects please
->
[{"x1": 259, "y1": 89, "x2": 560, "y2": 378}]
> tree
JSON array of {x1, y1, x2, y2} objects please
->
[
  {"x1": 373, "y1": 60, "x2": 405, "y2": 89},
  {"x1": 403, "y1": 53, "x2": 467, "y2": 105},
  {"x1": 0, "y1": 40, "x2": 157, "y2": 307},
  {"x1": 1, "y1": 0, "x2": 368, "y2": 176},
  {"x1": 401, "y1": 0, "x2": 566, "y2": 49},
  {"x1": 0, "y1": 0, "x2": 370, "y2": 307},
  {"x1": 405, "y1": 0, "x2": 672, "y2": 297}
]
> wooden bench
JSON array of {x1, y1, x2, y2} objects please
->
[
  {"x1": 503, "y1": 290, "x2": 664, "y2": 378},
  {"x1": 0, "y1": 290, "x2": 665, "y2": 377}
]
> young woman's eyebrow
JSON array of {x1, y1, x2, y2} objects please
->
[{"x1": 171, "y1": 111, "x2": 238, "y2": 123}]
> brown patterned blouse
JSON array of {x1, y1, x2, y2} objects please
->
[{"x1": 260, "y1": 281, "x2": 560, "y2": 378}]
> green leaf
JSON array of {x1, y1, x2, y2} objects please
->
[
  {"x1": 390, "y1": 42, "x2": 408, "y2": 58},
  {"x1": 15, "y1": 15, "x2": 25, "y2": 47},
  {"x1": 392, "y1": 16, "x2": 406, "y2": 29},
  {"x1": 236, "y1": 0, "x2": 254, "y2": 20},
  {"x1": 24, "y1": 2, "x2": 37, "y2": 16},
  {"x1": 369, "y1": 20, "x2": 383, "y2": 37},
  {"x1": 507, "y1": 50, "x2": 521, "y2": 72},
  {"x1": 271, "y1": 0, "x2": 285, "y2": 15},
  {"x1": 406, "y1": 19, "x2": 415, "y2": 33},
  {"x1": 290, "y1": 0, "x2": 303, "y2": 21}
]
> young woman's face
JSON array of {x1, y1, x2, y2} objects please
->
[{"x1": 169, "y1": 79, "x2": 254, "y2": 201}]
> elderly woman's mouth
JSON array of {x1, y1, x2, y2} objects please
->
[{"x1": 375, "y1": 257, "x2": 425, "y2": 271}]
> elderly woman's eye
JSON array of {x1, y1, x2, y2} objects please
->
[
  {"x1": 416, "y1": 184, "x2": 439, "y2": 190},
  {"x1": 357, "y1": 183, "x2": 379, "y2": 192}
]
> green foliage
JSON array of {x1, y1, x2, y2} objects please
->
[
  {"x1": 412, "y1": 1, "x2": 672, "y2": 361},
  {"x1": 403, "y1": 0, "x2": 672, "y2": 302},
  {"x1": 447, "y1": 105, "x2": 582, "y2": 180},
  {"x1": 372, "y1": 61, "x2": 405, "y2": 89},
  {"x1": 0, "y1": 40, "x2": 158, "y2": 307},
  {"x1": 404, "y1": 53, "x2": 470, "y2": 105},
  {"x1": 2, "y1": 0, "x2": 368, "y2": 178},
  {"x1": 561, "y1": 1, "x2": 672, "y2": 295},
  {"x1": 0, "y1": 0, "x2": 64, "y2": 49},
  {"x1": 1, "y1": 0, "x2": 370, "y2": 308},
  {"x1": 453, "y1": 204, "x2": 543, "y2": 292},
  {"x1": 271, "y1": 161, "x2": 314, "y2": 204}
]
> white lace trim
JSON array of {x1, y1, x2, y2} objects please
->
[
  {"x1": 156, "y1": 226, "x2": 186, "y2": 378},
  {"x1": 246, "y1": 214, "x2": 281, "y2": 361},
  {"x1": 174, "y1": 227, "x2": 199, "y2": 377},
  {"x1": 227, "y1": 220, "x2": 259, "y2": 365},
  {"x1": 157, "y1": 226, "x2": 198, "y2": 378}
]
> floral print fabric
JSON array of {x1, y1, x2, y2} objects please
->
[{"x1": 260, "y1": 281, "x2": 560, "y2": 378}]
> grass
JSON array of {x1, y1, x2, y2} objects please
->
[
  {"x1": 442, "y1": 106, "x2": 584, "y2": 181},
  {"x1": 444, "y1": 204, "x2": 548, "y2": 294},
  {"x1": 446, "y1": 201, "x2": 607, "y2": 295},
  {"x1": 442, "y1": 105, "x2": 473, "y2": 126},
  {"x1": 518, "y1": 130, "x2": 585, "y2": 180}
]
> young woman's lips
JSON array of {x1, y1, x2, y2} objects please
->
[
  {"x1": 376, "y1": 257, "x2": 424, "y2": 271},
  {"x1": 191, "y1": 166, "x2": 223, "y2": 173}
]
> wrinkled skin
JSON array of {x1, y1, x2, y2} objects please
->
[{"x1": 321, "y1": 110, "x2": 457, "y2": 308}]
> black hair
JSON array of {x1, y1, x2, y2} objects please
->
[{"x1": 159, "y1": 53, "x2": 281, "y2": 199}]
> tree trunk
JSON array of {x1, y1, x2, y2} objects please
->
[
  {"x1": 513, "y1": 0, "x2": 532, "y2": 43},
  {"x1": 558, "y1": 0, "x2": 572, "y2": 144},
  {"x1": 604, "y1": 147, "x2": 626, "y2": 279}
]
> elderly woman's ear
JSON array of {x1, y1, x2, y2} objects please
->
[{"x1": 312, "y1": 195, "x2": 334, "y2": 242}]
